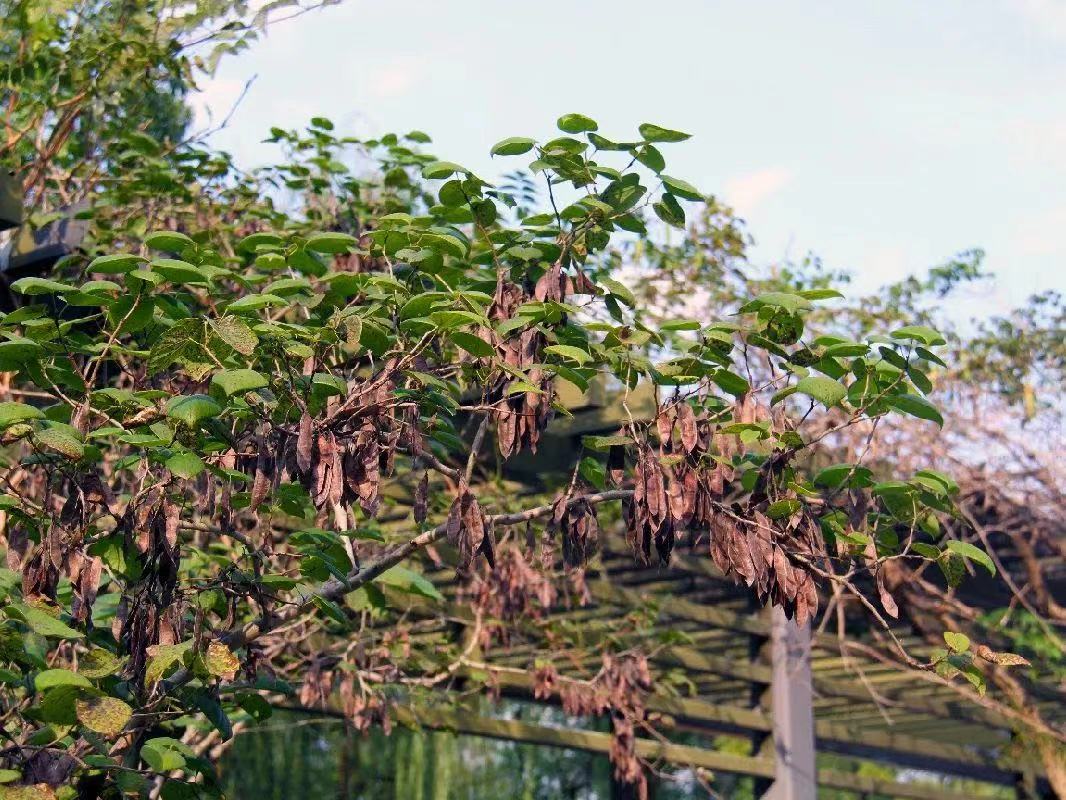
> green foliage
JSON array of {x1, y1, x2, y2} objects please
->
[{"x1": 1, "y1": 6, "x2": 1050, "y2": 787}]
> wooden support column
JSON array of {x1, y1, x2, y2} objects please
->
[
  {"x1": 763, "y1": 606, "x2": 817, "y2": 800},
  {"x1": 749, "y1": 599, "x2": 774, "y2": 798}
]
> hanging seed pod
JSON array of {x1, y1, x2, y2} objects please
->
[
  {"x1": 250, "y1": 433, "x2": 272, "y2": 510},
  {"x1": 548, "y1": 494, "x2": 600, "y2": 567},
  {"x1": 296, "y1": 412, "x2": 313, "y2": 476},
  {"x1": 413, "y1": 471, "x2": 429, "y2": 525}
]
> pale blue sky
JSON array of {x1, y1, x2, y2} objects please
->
[{"x1": 194, "y1": 0, "x2": 1066, "y2": 318}]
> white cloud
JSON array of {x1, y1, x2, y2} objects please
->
[
  {"x1": 1011, "y1": 204, "x2": 1066, "y2": 257},
  {"x1": 365, "y1": 57, "x2": 426, "y2": 100},
  {"x1": 1006, "y1": 0, "x2": 1066, "y2": 40},
  {"x1": 1004, "y1": 117, "x2": 1066, "y2": 170},
  {"x1": 722, "y1": 167, "x2": 794, "y2": 217}
]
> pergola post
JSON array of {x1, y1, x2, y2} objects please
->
[{"x1": 763, "y1": 606, "x2": 817, "y2": 800}]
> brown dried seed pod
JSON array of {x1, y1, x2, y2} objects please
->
[
  {"x1": 413, "y1": 471, "x2": 429, "y2": 525},
  {"x1": 297, "y1": 412, "x2": 313, "y2": 475},
  {"x1": 678, "y1": 402, "x2": 699, "y2": 454},
  {"x1": 250, "y1": 436, "x2": 271, "y2": 510}
]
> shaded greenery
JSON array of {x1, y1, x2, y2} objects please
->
[{"x1": 219, "y1": 709, "x2": 1015, "y2": 800}]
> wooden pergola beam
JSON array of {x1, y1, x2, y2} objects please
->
[
  {"x1": 392, "y1": 705, "x2": 990, "y2": 800},
  {"x1": 454, "y1": 665, "x2": 1017, "y2": 786}
]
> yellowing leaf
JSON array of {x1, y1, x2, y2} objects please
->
[
  {"x1": 33, "y1": 427, "x2": 85, "y2": 460},
  {"x1": 209, "y1": 316, "x2": 258, "y2": 355},
  {"x1": 78, "y1": 648, "x2": 122, "y2": 679},
  {"x1": 205, "y1": 641, "x2": 239, "y2": 680},
  {"x1": 76, "y1": 695, "x2": 132, "y2": 735}
]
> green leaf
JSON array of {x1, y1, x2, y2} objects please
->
[
  {"x1": 814, "y1": 464, "x2": 873, "y2": 489},
  {"x1": 544, "y1": 344, "x2": 592, "y2": 365},
  {"x1": 421, "y1": 161, "x2": 466, "y2": 180},
  {"x1": 211, "y1": 368, "x2": 268, "y2": 397},
  {"x1": 944, "y1": 631, "x2": 970, "y2": 653},
  {"x1": 639, "y1": 122, "x2": 691, "y2": 142},
  {"x1": 490, "y1": 137, "x2": 536, "y2": 156},
  {"x1": 653, "y1": 194, "x2": 685, "y2": 228},
  {"x1": 10, "y1": 277, "x2": 73, "y2": 295},
  {"x1": 449, "y1": 330, "x2": 494, "y2": 358},
  {"x1": 914, "y1": 468, "x2": 958, "y2": 495},
  {"x1": 891, "y1": 325, "x2": 946, "y2": 346},
  {"x1": 237, "y1": 232, "x2": 283, "y2": 253},
  {"x1": 375, "y1": 566, "x2": 443, "y2": 602},
  {"x1": 739, "y1": 291, "x2": 812, "y2": 314},
  {"x1": 429, "y1": 310, "x2": 489, "y2": 329},
  {"x1": 305, "y1": 232, "x2": 356, "y2": 254},
  {"x1": 887, "y1": 393, "x2": 943, "y2": 427},
  {"x1": 797, "y1": 288, "x2": 844, "y2": 301},
  {"x1": 166, "y1": 451, "x2": 205, "y2": 479},
  {"x1": 0, "y1": 402, "x2": 44, "y2": 428},
  {"x1": 39, "y1": 684, "x2": 80, "y2": 725},
  {"x1": 35, "y1": 668, "x2": 92, "y2": 691},
  {"x1": 145, "y1": 641, "x2": 193, "y2": 684},
  {"x1": 166, "y1": 395, "x2": 222, "y2": 428},
  {"x1": 766, "y1": 499, "x2": 802, "y2": 520},
  {"x1": 151, "y1": 258, "x2": 208, "y2": 284},
  {"x1": 712, "y1": 369, "x2": 750, "y2": 397},
  {"x1": 141, "y1": 737, "x2": 191, "y2": 773},
  {"x1": 311, "y1": 373, "x2": 347, "y2": 397},
  {"x1": 600, "y1": 278, "x2": 635, "y2": 307},
  {"x1": 557, "y1": 113, "x2": 598, "y2": 133},
  {"x1": 634, "y1": 144, "x2": 665, "y2": 172},
  {"x1": 794, "y1": 376, "x2": 846, "y2": 407},
  {"x1": 127, "y1": 268, "x2": 163, "y2": 287},
  {"x1": 0, "y1": 336, "x2": 43, "y2": 364},
  {"x1": 107, "y1": 295, "x2": 155, "y2": 334},
  {"x1": 578, "y1": 456, "x2": 606, "y2": 490},
  {"x1": 265, "y1": 277, "x2": 313, "y2": 296},
  {"x1": 660, "y1": 175, "x2": 701, "y2": 201},
  {"x1": 770, "y1": 386, "x2": 797, "y2": 406},
  {"x1": 915, "y1": 346, "x2": 947, "y2": 367},
  {"x1": 147, "y1": 318, "x2": 204, "y2": 375},
  {"x1": 226, "y1": 293, "x2": 288, "y2": 312},
  {"x1": 144, "y1": 231, "x2": 195, "y2": 252},
  {"x1": 6, "y1": 603, "x2": 83, "y2": 638},
  {"x1": 659, "y1": 319, "x2": 701, "y2": 331},
  {"x1": 78, "y1": 280, "x2": 121, "y2": 296},
  {"x1": 945, "y1": 540, "x2": 996, "y2": 575},
  {"x1": 185, "y1": 686, "x2": 233, "y2": 739},
  {"x1": 311, "y1": 595, "x2": 348, "y2": 624}
]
